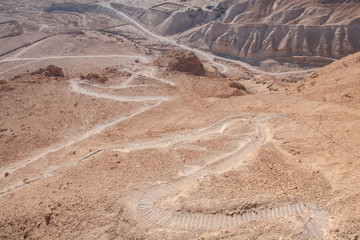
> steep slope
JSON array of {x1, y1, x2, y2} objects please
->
[
  {"x1": 182, "y1": 22, "x2": 359, "y2": 64},
  {"x1": 177, "y1": 0, "x2": 360, "y2": 65},
  {"x1": 288, "y1": 52, "x2": 360, "y2": 239},
  {"x1": 110, "y1": 2, "x2": 217, "y2": 35},
  {"x1": 296, "y1": 51, "x2": 360, "y2": 109},
  {"x1": 221, "y1": 0, "x2": 360, "y2": 25}
]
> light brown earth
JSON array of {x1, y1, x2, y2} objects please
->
[{"x1": 0, "y1": 1, "x2": 360, "y2": 240}]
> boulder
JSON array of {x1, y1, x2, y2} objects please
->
[{"x1": 45, "y1": 65, "x2": 64, "y2": 77}]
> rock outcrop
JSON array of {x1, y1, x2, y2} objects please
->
[
  {"x1": 221, "y1": 0, "x2": 360, "y2": 26},
  {"x1": 175, "y1": 0, "x2": 360, "y2": 64},
  {"x1": 182, "y1": 22, "x2": 360, "y2": 62},
  {"x1": 168, "y1": 51, "x2": 206, "y2": 76},
  {"x1": 31, "y1": 65, "x2": 64, "y2": 78},
  {"x1": 46, "y1": 65, "x2": 64, "y2": 77}
]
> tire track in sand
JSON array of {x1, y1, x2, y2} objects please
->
[{"x1": 127, "y1": 117, "x2": 328, "y2": 239}]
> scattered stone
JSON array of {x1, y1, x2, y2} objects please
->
[
  {"x1": 309, "y1": 72, "x2": 319, "y2": 79},
  {"x1": 4, "y1": 172, "x2": 9, "y2": 177},
  {"x1": 44, "y1": 213, "x2": 52, "y2": 225},
  {"x1": 30, "y1": 65, "x2": 64, "y2": 77},
  {"x1": 84, "y1": 73, "x2": 108, "y2": 83},
  {"x1": 342, "y1": 93, "x2": 353, "y2": 98},
  {"x1": 23, "y1": 231, "x2": 29, "y2": 239}
]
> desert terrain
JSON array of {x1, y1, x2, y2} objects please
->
[{"x1": 0, "y1": 0, "x2": 360, "y2": 239}]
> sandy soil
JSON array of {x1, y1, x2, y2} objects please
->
[{"x1": 0, "y1": 1, "x2": 360, "y2": 240}]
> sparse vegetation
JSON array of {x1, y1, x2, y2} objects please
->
[{"x1": 213, "y1": 4, "x2": 227, "y2": 18}]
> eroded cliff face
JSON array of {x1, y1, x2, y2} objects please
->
[
  {"x1": 221, "y1": 0, "x2": 360, "y2": 26},
  {"x1": 177, "y1": 0, "x2": 360, "y2": 64},
  {"x1": 181, "y1": 22, "x2": 360, "y2": 62}
]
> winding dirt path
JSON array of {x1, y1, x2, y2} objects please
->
[
  {"x1": 0, "y1": 63, "x2": 172, "y2": 196},
  {"x1": 0, "y1": 9, "x2": 328, "y2": 238},
  {"x1": 0, "y1": 57, "x2": 329, "y2": 239}
]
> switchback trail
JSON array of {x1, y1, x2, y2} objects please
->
[
  {"x1": 0, "y1": 63, "x2": 173, "y2": 195},
  {"x1": 120, "y1": 114, "x2": 328, "y2": 239},
  {"x1": 0, "y1": 10, "x2": 327, "y2": 238}
]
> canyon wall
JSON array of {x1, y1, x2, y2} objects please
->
[
  {"x1": 177, "y1": 0, "x2": 360, "y2": 64},
  {"x1": 181, "y1": 22, "x2": 360, "y2": 61}
]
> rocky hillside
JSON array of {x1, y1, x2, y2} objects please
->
[
  {"x1": 296, "y1": 51, "x2": 360, "y2": 109},
  {"x1": 177, "y1": 0, "x2": 360, "y2": 64},
  {"x1": 110, "y1": 2, "x2": 218, "y2": 35},
  {"x1": 182, "y1": 22, "x2": 359, "y2": 64}
]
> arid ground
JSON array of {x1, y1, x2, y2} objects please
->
[{"x1": 0, "y1": 0, "x2": 360, "y2": 239}]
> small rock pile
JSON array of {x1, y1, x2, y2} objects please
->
[
  {"x1": 31, "y1": 65, "x2": 64, "y2": 77},
  {"x1": 80, "y1": 73, "x2": 108, "y2": 83}
]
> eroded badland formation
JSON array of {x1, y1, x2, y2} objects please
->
[{"x1": 0, "y1": 0, "x2": 359, "y2": 239}]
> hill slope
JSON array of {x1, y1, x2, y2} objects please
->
[{"x1": 177, "y1": 0, "x2": 360, "y2": 65}]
